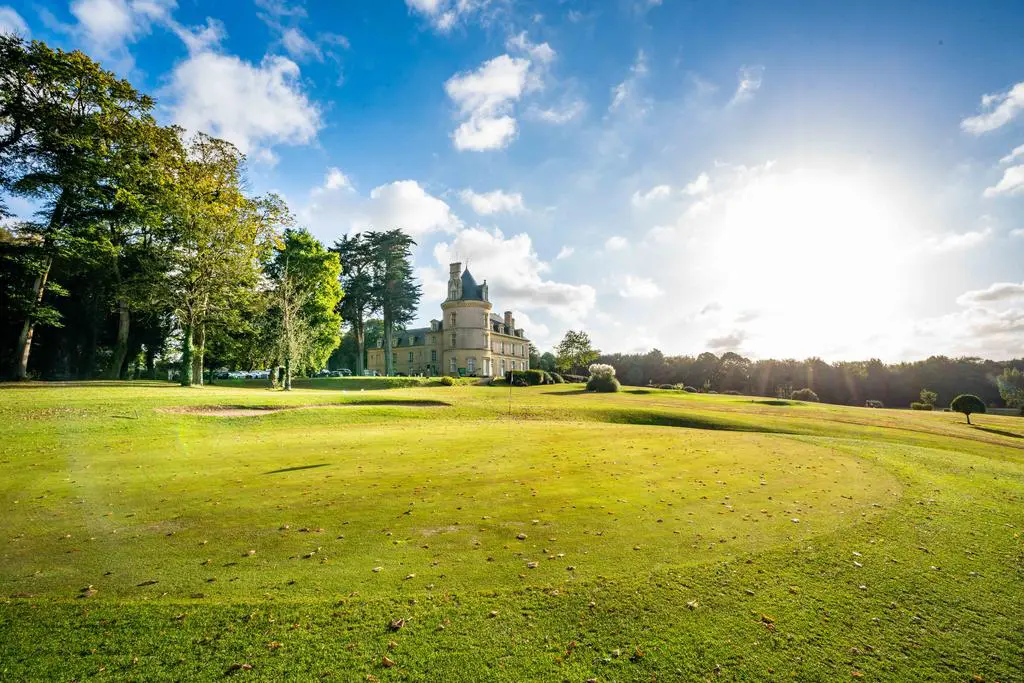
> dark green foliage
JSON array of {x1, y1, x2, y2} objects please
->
[
  {"x1": 550, "y1": 372, "x2": 565, "y2": 383},
  {"x1": 910, "y1": 402, "x2": 934, "y2": 411},
  {"x1": 506, "y1": 368, "x2": 547, "y2": 385},
  {"x1": 657, "y1": 383, "x2": 676, "y2": 390},
  {"x1": 996, "y1": 367, "x2": 1024, "y2": 408},
  {"x1": 587, "y1": 375, "x2": 621, "y2": 392},
  {"x1": 562, "y1": 374, "x2": 587, "y2": 383},
  {"x1": 555, "y1": 330, "x2": 598, "y2": 375},
  {"x1": 438, "y1": 375, "x2": 456, "y2": 386},
  {"x1": 723, "y1": 389, "x2": 742, "y2": 395},
  {"x1": 950, "y1": 394, "x2": 985, "y2": 424},
  {"x1": 791, "y1": 388, "x2": 820, "y2": 402},
  {"x1": 683, "y1": 386, "x2": 697, "y2": 392}
]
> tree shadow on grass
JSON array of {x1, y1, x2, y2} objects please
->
[
  {"x1": 265, "y1": 464, "x2": 330, "y2": 474},
  {"x1": 972, "y1": 425, "x2": 1023, "y2": 439},
  {"x1": 542, "y1": 389, "x2": 590, "y2": 396}
]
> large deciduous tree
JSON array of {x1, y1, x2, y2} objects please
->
[
  {"x1": 165, "y1": 134, "x2": 276, "y2": 386},
  {"x1": 265, "y1": 228, "x2": 343, "y2": 390},
  {"x1": 555, "y1": 330, "x2": 599, "y2": 375}
]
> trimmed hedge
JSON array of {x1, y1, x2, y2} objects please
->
[
  {"x1": 438, "y1": 375, "x2": 457, "y2": 386},
  {"x1": 723, "y1": 390, "x2": 741, "y2": 395},
  {"x1": 562, "y1": 374, "x2": 587, "y2": 383},
  {"x1": 683, "y1": 386, "x2": 697, "y2": 393},
  {"x1": 657, "y1": 384, "x2": 676, "y2": 390},
  {"x1": 550, "y1": 372, "x2": 565, "y2": 384},
  {"x1": 910, "y1": 402, "x2": 933, "y2": 410},
  {"x1": 505, "y1": 369, "x2": 547, "y2": 385}
]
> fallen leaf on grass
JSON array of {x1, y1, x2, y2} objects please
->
[
  {"x1": 389, "y1": 618, "x2": 406, "y2": 631},
  {"x1": 381, "y1": 655, "x2": 396, "y2": 668}
]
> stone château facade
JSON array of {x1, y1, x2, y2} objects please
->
[{"x1": 366, "y1": 263, "x2": 530, "y2": 377}]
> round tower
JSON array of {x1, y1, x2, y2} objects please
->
[{"x1": 440, "y1": 263, "x2": 492, "y2": 376}]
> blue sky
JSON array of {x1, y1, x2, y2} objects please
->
[{"x1": 2, "y1": 0, "x2": 1023, "y2": 359}]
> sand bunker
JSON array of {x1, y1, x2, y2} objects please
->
[{"x1": 157, "y1": 400, "x2": 447, "y2": 417}]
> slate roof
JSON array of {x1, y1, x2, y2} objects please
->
[{"x1": 459, "y1": 269, "x2": 486, "y2": 301}]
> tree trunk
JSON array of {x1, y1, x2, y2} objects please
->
[
  {"x1": 383, "y1": 314, "x2": 393, "y2": 376},
  {"x1": 106, "y1": 298, "x2": 131, "y2": 379},
  {"x1": 966, "y1": 413, "x2": 972, "y2": 425},
  {"x1": 354, "y1": 317, "x2": 365, "y2": 376},
  {"x1": 180, "y1": 322, "x2": 193, "y2": 386},
  {"x1": 284, "y1": 356, "x2": 292, "y2": 391},
  {"x1": 13, "y1": 256, "x2": 52, "y2": 380},
  {"x1": 192, "y1": 322, "x2": 205, "y2": 386},
  {"x1": 269, "y1": 364, "x2": 280, "y2": 389},
  {"x1": 145, "y1": 345, "x2": 157, "y2": 380}
]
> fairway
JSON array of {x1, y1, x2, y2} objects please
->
[{"x1": 1, "y1": 382, "x2": 1023, "y2": 681}]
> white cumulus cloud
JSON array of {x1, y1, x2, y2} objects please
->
[
  {"x1": 605, "y1": 235, "x2": 628, "y2": 251},
  {"x1": 300, "y1": 169, "x2": 460, "y2": 243},
  {"x1": 432, "y1": 226, "x2": 596, "y2": 321},
  {"x1": 618, "y1": 275, "x2": 663, "y2": 299},
  {"x1": 405, "y1": 0, "x2": 490, "y2": 33},
  {"x1": 961, "y1": 81, "x2": 1024, "y2": 135},
  {"x1": 445, "y1": 54, "x2": 531, "y2": 152},
  {"x1": 459, "y1": 188, "x2": 525, "y2": 215},
  {"x1": 163, "y1": 51, "x2": 321, "y2": 160},
  {"x1": 983, "y1": 165, "x2": 1024, "y2": 198}
]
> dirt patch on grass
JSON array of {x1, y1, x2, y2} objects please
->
[{"x1": 156, "y1": 400, "x2": 448, "y2": 417}]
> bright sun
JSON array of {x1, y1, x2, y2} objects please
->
[{"x1": 707, "y1": 167, "x2": 918, "y2": 357}]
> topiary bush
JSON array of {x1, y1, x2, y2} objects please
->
[
  {"x1": 586, "y1": 363, "x2": 620, "y2": 393},
  {"x1": 550, "y1": 372, "x2": 565, "y2": 384},
  {"x1": 910, "y1": 402, "x2": 934, "y2": 411},
  {"x1": 950, "y1": 393, "x2": 985, "y2": 424},
  {"x1": 657, "y1": 384, "x2": 676, "y2": 390},
  {"x1": 790, "y1": 388, "x2": 820, "y2": 402},
  {"x1": 683, "y1": 386, "x2": 697, "y2": 393},
  {"x1": 562, "y1": 374, "x2": 587, "y2": 383},
  {"x1": 438, "y1": 375, "x2": 457, "y2": 386}
]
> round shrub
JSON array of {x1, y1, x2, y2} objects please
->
[
  {"x1": 950, "y1": 393, "x2": 985, "y2": 424},
  {"x1": 587, "y1": 363, "x2": 621, "y2": 393},
  {"x1": 587, "y1": 375, "x2": 621, "y2": 392},
  {"x1": 790, "y1": 388, "x2": 820, "y2": 402},
  {"x1": 910, "y1": 402, "x2": 934, "y2": 411},
  {"x1": 550, "y1": 372, "x2": 565, "y2": 384},
  {"x1": 438, "y1": 375, "x2": 456, "y2": 386},
  {"x1": 683, "y1": 386, "x2": 697, "y2": 393}
]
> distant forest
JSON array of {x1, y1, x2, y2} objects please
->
[{"x1": 593, "y1": 350, "x2": 1022, "y2": 409}]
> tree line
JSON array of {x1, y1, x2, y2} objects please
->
[
  {"x1": 0, "y1": 36, "x2": 424, "y2": 386},
  {"x1": 589, "y1": 347, "x2": 1024, "y2": 409}
]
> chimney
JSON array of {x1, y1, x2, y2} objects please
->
[
  {"x1": 449, "y1": 262, "x2": 461, "y2": 277},
  {"x1": 504, "y1": 311, "x2": 513, "y2": 331}
]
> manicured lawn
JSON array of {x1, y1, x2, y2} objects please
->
[{"x1": 1, "y1": 382, "x2": 1022, "y2": 681}]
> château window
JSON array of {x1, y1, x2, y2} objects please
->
[
  {"x1": 450, "y1": 312, "x2": 456, "y2": 327},
  {"x1": 408, "y1": 352, "x2": 413, "y2": 362},
  {"x1": 450, "y1": 333, "x2": 457, "y2": 347},
  {"x1": 431, "y1": 349, "x2": 437, "y2": 362},
  {"x1": 449, "y1": 357, "x2": 456, "y2": 373},
  {"x1": 467, "y1": 357, "x2": 475, "y2": 373}
]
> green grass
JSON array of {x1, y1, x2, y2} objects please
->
[{"x1": 1, "y1": 382, "x2": 1022, "y2": 681}]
